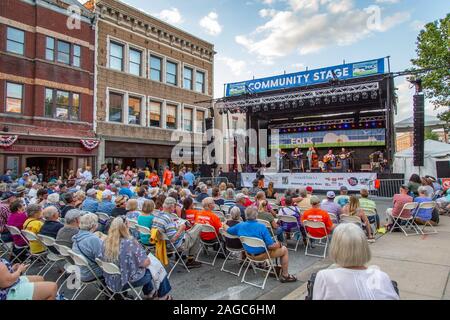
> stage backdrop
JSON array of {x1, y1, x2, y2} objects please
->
[
  {"x1": 241, "y1": 172, "x2": 377, "y2": 191},
  {"x1": 270, "y1": 128, "x2": 386, "y2": 149}
]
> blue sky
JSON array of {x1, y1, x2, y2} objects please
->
[{"x1": 86, "y1": 0, "x2": 449, "y2": 121}]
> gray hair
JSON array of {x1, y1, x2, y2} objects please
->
[
  {"x1": 65, "y1": 209, "x2": 81, "y2": 224},
  {"x1": 330, "y1": 223, "x2": 371, "y2": 268},
  {"x1": 229, "y1": 207, "x2": 241, "y2": 221},
  {"x1": 235, "y1": 193, "x2": 246, "y2": 203},
  {"x1": 245, "y1": 206, "x2": 258, "y2": 221},
  {"x1": 225, "y1": 188, "x2": 235, "y2": 200},
  {"x1": 26, "y1": 204, "x2": 42, "y2": 218},
  {"x1": 299, "y1": 187, "x2": 307, "y2": 198},
  {"x1": 200, "y1": 184, "x2": 208, "y2": 193},
  {"x1": 418, "y1": 186, "x2": 428, "y2": 196},
  {"x1": 202, "y1": 197, "x2": 215, "y2": 209},
  {"x1": 43, "y1": 206, "x2": 58, "y2": 220},
  {"x1": 79, "y1": 213, "x2": 98, "y2": 231},
  {"x1": 163, "y1": 197, "x2": 177, "y2": 209}
]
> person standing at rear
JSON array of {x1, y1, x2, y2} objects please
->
[{"x1": 163, "y1": 166, "x2": 173, "y2": 187}]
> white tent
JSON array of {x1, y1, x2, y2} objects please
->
[{"x1": 394, "y1": 140, "x2": 450, "y2": 178}]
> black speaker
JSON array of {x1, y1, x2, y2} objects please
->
[
  {"x1": 436, "y1": 161, "x2": 450, "y2": 179},
  {"x1": 413, "y1": 94, "x2": 425, "y2": 167}
]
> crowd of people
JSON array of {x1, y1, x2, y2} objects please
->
[{"x1": 0, "y1": 165, "x2": 446, "y2": 300}]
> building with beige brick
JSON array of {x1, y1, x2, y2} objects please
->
[{"x1": 91, "y1": 0, "x2": 215, "y2": 173}]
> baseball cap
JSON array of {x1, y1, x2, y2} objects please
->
[
  {"x1": 340, "y1": 186, "x2": 348, "y2": 191},
  {"x1": 306, "y1": 186, "x2": 313, "y2": 193},
  {"x1": 326, "y1": 191, "x2": 336, "y2": 199},
  {"x1": 102, "y1": 190, "x2": 112, "y2": 198},
  {"x1": 87, "y1": 188, "x2": 97, "y2": 196},
  {"x1": 310, "y1": 195, "x2": 320, "y2": 205}
]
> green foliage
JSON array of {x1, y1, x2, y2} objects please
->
[
  {"x1": 425, "y1": 128, "x2": 440, "y2": 141},
  {"x1": 411, "y1": 14, "x2": 450, "y2": 109}
]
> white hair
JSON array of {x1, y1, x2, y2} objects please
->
[
  {"x1": 79, "y1": 213, "x2": 98, "y2": 231},
  {"x1": 229, "y1": 207, "x2": 241, "y2": 221},
  {"x1": 329, "y1": 223, "x2": 371, "y2": 268},
  {"x1": 245, "y1": 206, "x2": 258, "y2": 221},
  {"x1": 47, "y1": 193, "x2": 60, "y2": 204},
  {"x1": 43, "y1": 206, "x2": 58, "y2": 220}
]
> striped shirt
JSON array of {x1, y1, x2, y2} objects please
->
[
  {"x1": 359, "y1": 197, "x2": 377, "y2": 213},
  {"x1": 152, "y1": 210, "x2": 184, "y2": 249}
]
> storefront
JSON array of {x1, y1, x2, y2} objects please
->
[{"x1": 0, "y1": 135, "x2": 98, "y2": 180}]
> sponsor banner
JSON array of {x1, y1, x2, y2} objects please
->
[
  {"x1": 270, "y1": 128, "x2": 386, "y2": 149},
  {"x1": 225, "y1": 58, "x2": 385, "y2": 97},
  {"x1": 241, "y1": 172, "x2": 377, "y2": 191}
]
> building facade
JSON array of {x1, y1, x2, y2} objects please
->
[
  {"x1": 92, "y1": 0, "x2": 214, "y2": 173},
  {"x1": 0, "y1": 0, "x2": 96, "y2": 179}
]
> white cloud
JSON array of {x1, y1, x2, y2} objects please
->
[
  {"x1": 216, "y1": 55, "x2": 248, "y2": 76},
  {"x1": 199, "y1": 12, "x2": 223, "y2": 36},
  {"x1": 155, "y1": 7, "x2": 184, "y2": 25},
  {"x1": 235, "y1": 0, "x2": 411, "y2": 62},
  {"x1": 214, "y1": 55, "x2": 252, "y2": 98}
]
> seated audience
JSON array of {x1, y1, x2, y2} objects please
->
[
  {"x1": 195, "y1": 185, "x2": 209, "y2": 204},
  {"x1": 414, "y1": 186, "x2": 439, "y2": 226},
  {"x1": 257, "y1": 200, "x2": 284, "y2": 242},
  {"x1": 342, "y1": 196, "x2": 374, "y2": 242},
  {"x1": 233, "y1": 193, "x2": 247, "y2": 221},
  {"x1": 297, "y1": 187, "x2": 312, "y2": 211},
  {"x1": 212, "y1": 187, "x2": 225, "y2": 206},
  {"x1": 6, "y1": 200, "x2": 27, "y2": 248},
  {"x1": 56, "y1": 209, "x2": 81, "y2": 248},
  {"x1": 97, "y1": 190, "x2": 115, "y2": 215},
  {"x1": 359, "y1": 188, "x2": 380, "y2": 229},
  {"x1": 60, "y1": 193, "x2": 76, "y2": 218},
  {"x1": 320, "y1": 191, "x2": 342, "y2": 222},
  {"x1": 224, "y1": 207, "x2": 243, "y2": 250},
  {"x1": 334, "y1": 186, "x2": 350, "y2": 207},
  {"x1": 386, "y1": 185, "x2": 413, "y2": 228},
  {"x1": 111, "y1": 196, "x2": 128, "y2": 217},
  {"x1": 223, "y1": 188, "x2": 236, "y2": 207},
  {"x1": 137, "y1": 200, "x2": 155, "y2": 245},
  {"x1": 23, "y1": 204, "x2": 46, "y2": 254},
  {"x1": 313, "y1": 223, "x2": 399, "y2": 300},
  {"x1": 195, "y1": 197, "x2": 223, "y2": 242},
  {"x1": 180, "y1": 197, "x2": 198, "y2": 226},
  {"x1": 81, "y1": 189, "x2": 98, "y2": 213},
  {"x1": 301, "y1": 196, "x2": 335, "y2": 239},
  {"x1": 39, "y1": 206, "x2": 63, "y2": 239},
  {"x1": 125, "y1": 199, "x2": 140, "y2": 220}
]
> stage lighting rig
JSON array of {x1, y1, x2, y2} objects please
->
[{"x1": 371, "y1": 90, "x2": 378, "y2": 99}]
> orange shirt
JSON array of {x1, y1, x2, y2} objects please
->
[
  {"x1": 149, "y1": 173, "x2": 160, "y2": 187},
  {"x1": 195, "y1": 210, "x2": 222, "y2": 241},
  {"x1": 185, "y1": 209, "x2": 199, "y2": 226},
  {"x1": 163, "y1": 170, "x2": 172, "y2": 186},
  {"x1": 301, "y1": 207, "x2": 333, "y2": 238}
]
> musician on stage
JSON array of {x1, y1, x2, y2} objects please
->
[
  {"x1": 291, "y1": 148, "x2": 303, "y2": 172},
  {"x1": 339, "y1": 147, "x2": 352, "y2": 173},
  {"x1": 323, "y1": 149, "x2": 336, "y2": 172},
  {"x1": 275, "y1": 149, "x2": 287, "y2": 173},
  {"x1": 306, "y1": 147, "x2": 315, "y2": 171}
]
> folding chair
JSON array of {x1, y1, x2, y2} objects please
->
[
  {"x1": 96, "y1": 212, "x2": 111, "y2": 224},
  {"x1": 4, "y1": 225, "x2": 29, "y2": 263},
  {"x1": 219, "y1": 229, "x2": 246, "y2": 277},
  {"x1": 0, "y1": 233, "x2": 13, "y2": 259},
  {"x1": 220, "y1": 205, "x2": 233, "y2": 215},
  {"x1": 95, "y1": 258, "x2": 143, "y2": 300},
  {"x1": 135, "y1": 225, "x2": 154, "y2": 253},
  {"x1": 340, "y1": 215, "x2": 363, "y2": 227},
  {"x1": 21, "y1": 229, "x2": 50, "y2": 275},
  {"x1": 328, "y1": 213, "x2": 339, "y2": 224},
  {"x1": 363, "y1": 208, "x2": 378, "y2": 235},
  {"x1": 195, "y1": 224, "x2": 226, "y2": 266},
  {"x1": 36, "y1": 234, "x2": 65, "y2": 277},
  {"x1": 276, "y1": 215, "x2": 302, "y2": 251},
  {"x1": 239, "y1": 236, "x2": 279, "y2": 290},
  {"x1": 304, "y1": 220, "x2": 329, "y2": 258},
  {"x1": 127, "y1": 218, "x2": 138, "y2": 230},
  {"x1": 389, "y1": 202, "x2": 420, "y2": 236},
  {"x1": 159, "y1": 230, "x2": 190, "y2": 278},
  {"x1": 67, "y1": 249, "x2": 111, "y2": 300},
  {"x1": 53, "y1": 243, "x2": 76, "y2": 296},
  {"x1": 257, "y1": 219, "x2": 276, "y2": 240},
  {"x1": 213, "y1": 204, "x2": 221, "y2": 211},
  {"x1": 416, "y1": 202, "x2": 438, "y2": 235}
]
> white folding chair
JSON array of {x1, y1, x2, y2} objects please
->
[
  {"x1": 0, "y1": 233, "x2": 13, "y2": 259},
  {"x1": 126, "y1": 218, "x2": 138, "y2": 230},
  {"x1": 303, "y1": 220, "x2": 329, "y2": 258},
  {"x1": 96, "y1": 212, "x2": 111, "y2": 223},
  {"x1": 257, "y1": 219, "x2": 276, "y2": 240},
  {"x1": 220, "y1": 205, "x2": 233, "y2": 215},
  {"x1": 363, "y1": 208, "x2": 378, "y2": 235},
  {"x1": 195, "y1": 224, "x2": 226, "y2": 266},
  {"x1": 213, "y1": 204, "x2": 221, "y2": 211},
  {"x1": 276, "y1": 215, "x2": 302, "y2": 251},
  {"x1": 67, "y1": 249, "x2": 111, "y2": 300},
  {"x1": 389, "y1": 202, "x2": 420, "y2": 236},
  {"x1": 5, "y1": 225, "x2": 29, "y2": 263},
  {"x1": 340, "y1": 215, "x2": 363, "y2": 227},
  {"x1": 135, "y1": 225, "x2": 154, "y2": 253},
  {"x1": 219, "y1": 228, "x2": 245, "y2": 277},
  {"x1": 416, "y1": 202, "x2": 438, "y2": 235},
  {"x1": 239, "y1": 236, "x2": 279, "y2": 290},
  {"x1": 21, "y1": 229, "x2": 50, "y2": 275},
  {"x1": 159, "y1": 230, "x2": 190, "y2": 278},
  {"x1": 328, "y1": 213, "x2": 339, "y2": 224},
  {"x1": 53, "y1": 243, "x2": 76, "y2": 296},
  {"x1": 36, "y1": 234, "x2": 65, "y2": 277},
  {"x1": 95, "y1": 258, "x2": 143, "y2": 300}
]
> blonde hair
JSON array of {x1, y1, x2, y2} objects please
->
[
  {"x1": 126, "y1": 199, "x2": 138, "y2": 211},
  {"x1": 258, "y1": 200, "x2": 268, "y2": 212},
  {"x1": 256, "y1": 191, "x2": 266, "y2": 201},
  {"x1": 329, "y1": 223, "x2": 371, "y2": 267},
  {"x1": 103, "y1": 217, "x2": 131, "y2": 262},
  {"x1": 79, "y1": 213, "x2": 98, "y2": 231},
  {"x1": 347, "y1": 195, "x2": 360, "y2": 216},
  {"x1": 219, "y1": 182, "x2": 227, "y2": 191},
  {"x1": 141, "y1": 200, "x2": 155, "y2": 214},
  {"x1": 74, "y1": 190, "x2": 85, "y2": 202}
]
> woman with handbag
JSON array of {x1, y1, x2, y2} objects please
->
[{"x1": 101, "y1": 217, "x2": 172, "y2": 300}]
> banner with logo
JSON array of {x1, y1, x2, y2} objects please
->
[
  {"x1": 225, "y1": 58, "x2": 385, "y2": 97},
  {"x1": 241, "y1": 172, "x2": 377, "y2": 191}
]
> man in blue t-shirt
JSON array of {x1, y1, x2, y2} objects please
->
[
  {"x1": 184, "y1": 168, "x2": 195, "y2": 189},
  {"x1": 224, "y1": 206, "x2": 297, "y2": 283},
  {"x1": 414, "y1": 186, "x2": 438, "y2": 225}
]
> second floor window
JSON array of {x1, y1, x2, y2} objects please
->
[
  {"x1": 128, "y1": 96, "x2": 141, "y2": 125},
  {"x1": 6, "y1": 27, "x2": 25, "y2": 55},
  {"x1": 149, "y1": 101, "x2": 161, "y2": 127},
  {"x1": 196, "y1": 110, "x2": 205, "y2": 133},
  {"x1": 57, "y1": 40, "x2": 70, "y2": 65},
  {"x1": 150, "y1": 55, "x2": 162, "y2": 82},
  {"x1": 166, "y1": 61, "x2": 178, "y2": 86},
  {"x1": 166, "y1": 104, "x2": 177, "y2": 129},
  {"x1": 183, "y1": 67, "x2": 193, "y2": 90},
  {"x1": 196, "y1": 71, "x2": 205, "y2": 93},
  {"x1": 183, "y1": 108, "x2": 193, "y2": 132},
  {"x1": 129, "y1": 48, "x2": 142, "y2": 76},
  {"x1": 109, "y1": 42, "x2": 124, "y2": 71},
  {"x1": 6, "y1": 82, "x2": 23, "y2": 114},
  {"x1": 108, "y1": 92, "x2": 123, "y2": 123},
  {"x1": 44, "y1": 88, "x2": 80, "y2": 121}
]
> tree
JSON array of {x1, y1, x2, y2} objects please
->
[
  {"x1": 411, "y1": 14, "x2": 450, "y2": 109},
  {"x1": 438, "y1": 110, "x2": 450, "y2": 143},
  {"x1": 425, "y1": 128, "x2": 440, "y2": 141}
]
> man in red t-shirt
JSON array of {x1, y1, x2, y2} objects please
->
[
  {"x1": 194, "y1": 197, "x2": 222, "y2": 241},
  {"x1": 301, "y1": 196, "x2": 334, "y2": 238},
  {"x1": 162, "y1": 166, "x2": 173, "y2": 186}
]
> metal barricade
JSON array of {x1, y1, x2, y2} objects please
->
[
  {"x1": 369, "y1": 179, "x2": 405, "y2": 198},
  {"x1": 197, "y1": 176, "x2": 229, "y2": 186}
]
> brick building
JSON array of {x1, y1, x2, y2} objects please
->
[
  {"x1": 0, "y1": 0, "x2": 96, "y2": 179},
  {"x1": 91, "y1": 0, "x2": 215, "y2": 173}
]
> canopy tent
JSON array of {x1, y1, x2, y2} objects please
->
[
  {"x1": 395, "y1": 114, "x2": 445, "y2": 133},
  {"x1": 393, "y1": 139, "x2": 450, "y2": 179}
]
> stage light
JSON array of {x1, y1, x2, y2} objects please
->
[
  {"x1": 315, "y1": 97, "x2": 321, "y2": 104},
  {"x1": 362, "y1": 92, "x2": 369, "y2": 99},
  {"x1": 371, "y1": 90, "x2": 378, "y2": 99},
  {"x1": 270, "y1": 103, "x2": 276, "y2": 110},
  {"x1": 279, "y1": 102, "x2": 285, "y2": 110},
  {"x1": 346, "y1": 93, "x2": 352, "y2": 101},
  {"x1": 353, "y1": 93, "x2": 360, "y2": 101},
  {"x1": 371, "y1": 122, "x2": 376, "y2": 127},
  {"x1": 332, "y1": 96, "x2": 338, "y2": 103},
  {"x1": 299, "y1": 100, "x2": 305, "y2": 106},
  {"x1": 324, "y1": 97, "x2": 331, "y2": 104},
  {"x1": 292, "y1": 100, "x2": 298, "y2": 108},
  {"x1": 309, "y1": 99, "x2": 315, "y2": 106},
  {"x1": 365, "y1": 123, "x2": 369, "y2": 127},
  {"x1": 378, "y1": 122, "x2": 383, "y2": 127},
  {"x1": 339, "y1": 95, "x2": 345, "y2": 103}
]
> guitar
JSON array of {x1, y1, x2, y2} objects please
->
[
  {"x1": 339, "y1": 151, "x2": 355, "y2": 160},
  {"x1": 323, "y1": 154, "x2": 335, "y2": 163}
]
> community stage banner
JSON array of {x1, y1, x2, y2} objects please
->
[
  {"x1": 241, "y1": 172, "x2": 377, "y2": 191},
  {"x1": 225, "y1": 58, "x2": 385, "y2": 97}
]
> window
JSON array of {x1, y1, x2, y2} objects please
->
[
  {"x1": 196, "y1": 71, "x2": 205, "y2": 93},
  {"x1": 149, "y1": 101, "x2": 161, "y2": 127},
  {"x1": 73, "y1": 45, "x2": 81, "y2": 67},
  {"x1": 108, "y1": 92, "x2": 123, "y2": 123},
  {"x1": 128, "y1": 96, "x2": 141, "y2": 125},
  {"x1": 56, "y1": 40, "x2": 70, "y2": 65},
  {"x1": 166, "y1": 104, "x2": 177, "y2": 129},
  {"x1": 6, "y1": 82, "x2": 23, "y2": 113},
  {"x1": 166, "y1": 61, "x2": 178, "y2": 86},
  {"x1": 44, "y1": 88, "x2": 80, "y2": 121},
  {"x1": 183, "y1": 108, "x2": 193, "y2": 132},
  {"x1": 6, "y1": 27, "x2": 25, "y2": 55},
  {"x1": 149, "y1": 55, "x2": 162, "y2": 82},
  {"x1": 109, "y1": 42, "x2": 124, "y2": 71},
  {"x1": 196, "y1": 110, "x2": 205, "y2": 133},
  {"x1": 183, "y1": 67, "x2": 193, "y2": 90},
  {"x1": 45, "y1": 37, "x2": 55, "y2": 61},
  {"x1": 129, "y1": 48, "x2": 142, "y2": 76}
]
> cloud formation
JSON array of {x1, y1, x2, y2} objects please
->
[
  {"x1": 155, "y1": 7, "x2": 184, "y2": 25},
  {"x1": 200, "y1": 12, "x2": 223, "y2": 36}
]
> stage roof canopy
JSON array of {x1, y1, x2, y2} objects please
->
[{"x1": 395, "y1": 114, "x2": 445, "y2": 132}]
